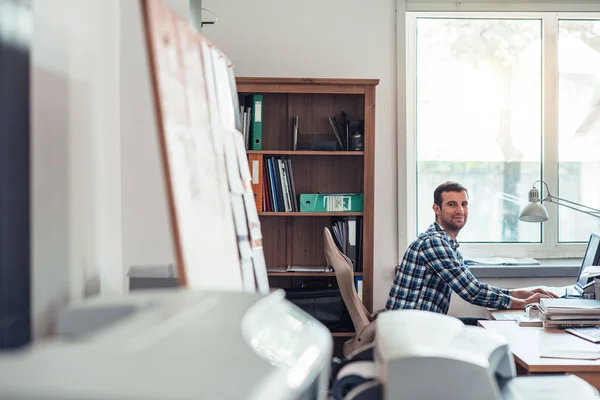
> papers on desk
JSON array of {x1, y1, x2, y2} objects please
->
[
  {"x1": 540, "y1": 349, "x2": 600, "y2": 360},
  {"x1": 464, "y1": 257, "x2": 540, "y2": 266},
  {"x1": 539, "y1": 324, "x2": 600, "y2": 360}
]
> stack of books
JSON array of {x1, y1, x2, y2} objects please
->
[{"x1": 538, "y1": 298, "x2": 600, "y2": 328}]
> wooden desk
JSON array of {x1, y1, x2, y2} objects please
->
[{"x1": 479, "y1": 320, "x2": 600, "y2": 390}]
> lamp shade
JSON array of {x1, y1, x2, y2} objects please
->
[
  {"x1": 519, "y1": 202, "x2": 549, "y2": 222},
  {"x1": 519, "y1": 187, "x2": 549, "y2": 222}
]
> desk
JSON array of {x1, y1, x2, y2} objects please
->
[{"x1": 479, "y1": 320, "x2": 600, "y2": 390}]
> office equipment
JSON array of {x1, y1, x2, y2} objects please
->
[
  {"x1": 0, "y1": 0, "x2": 32, "y2": 350},
  {"x1": 567, "y1": 326, "x2": 600, "y2": 343},
  {"x1": 0, "y1": 288, "x2": 333, "y2": 400},
  {"x1": 548, "y1": 233, "x2": 600, "y2": 299},
  {"x1": 128, "y1": 264, "x2": 179, "y2": 290},
  {"x1": 237, "y1": 77, "x2": 378, "y2": 320},
  {"x1": 372, "y1": 311, "x2": 600, "y2": 399},
  {"x1": 519, "y1": 180, "x2": 600, "y2": 222}
]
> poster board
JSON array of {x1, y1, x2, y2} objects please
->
[
  {"x1": 140, "y1": 0, "x2": 268, "y2": 293},
  {"x1": 141, "y1": 0, "x2": 242, "y2": 291}
]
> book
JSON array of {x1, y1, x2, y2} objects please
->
[{"x1": 540, "y1": 298, "x2": 600, "y2": 313}]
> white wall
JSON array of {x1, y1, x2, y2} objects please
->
[
  {"x1": 199, "y1": 0, "x2": 399, "y2": 309},
  {"x1": 31, "y1": 0, "x2": 122, "y2": 338},
  {"x1": 31, "y1": 0, "x2": 190, "y2": 339}
]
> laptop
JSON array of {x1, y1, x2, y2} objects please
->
[{"x1": 555, "y1": 233, "x2": 600, "y2": 298}]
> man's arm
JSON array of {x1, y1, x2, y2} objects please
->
[{"x1": 422, "y1": 236, "x2": 513, "y2": 309}]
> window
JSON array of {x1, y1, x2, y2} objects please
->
[
  {"x1": 558, "y1": 19, "x2": 600, "y2": 242},
  {"x1": 406, "y1": 12, "x2": 600, "y2": 257}
]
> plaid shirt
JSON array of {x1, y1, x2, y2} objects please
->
[{"x1": 386, "y1": 222, "x2": 513, "y2": 314}]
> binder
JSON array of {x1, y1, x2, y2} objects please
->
[
  {"x1": 267, "y1": 158, "x2": 280, "y2": 211},
  {"x1": 262, "y1": 161, "x2": 271, "y2": 211},
  {"x1": 347, "y1": 216, "x2": 357, "y2": 266},
  {"x1": 247, "y1": 94, "x2": 263, "y2": 150},
  {"x1": 247, "y1": 154, "x2": 264, "y2": 211}
]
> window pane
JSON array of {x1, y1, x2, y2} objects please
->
[
  {"x1": 558, "y1": 19, "x2": 600, "y2": 243},
  {"x1": 415, "y1": 18, "x2": 542, "y2": 243}
]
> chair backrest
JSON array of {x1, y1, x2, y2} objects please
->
[{"x1": 323, "y1": 227, "x2": 370, "y2": 334}]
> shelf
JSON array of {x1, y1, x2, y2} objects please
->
[
  {"x1": 268, "y1": 272, "x2": 363, "y2": 277},
  {"x1": 259, "y1": 212, "x2": 363, "y2": 217},
  {"x1": 247, "y1": 150, "x2": 364, "y2": 156},
  {"x1": 331, "y1": 332, "x2": 355, "y2": 338},
  {"x1": 237, "y1": 76, "x2": 376, "y2": 313}
]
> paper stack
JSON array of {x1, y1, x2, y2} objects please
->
[{"x1": 538, "y1": 298, "x2": 600, "y2": 328}]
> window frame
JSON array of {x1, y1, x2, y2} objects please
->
[{"x1": 399, "y1": 9, "x2": 600, "y2": 261}]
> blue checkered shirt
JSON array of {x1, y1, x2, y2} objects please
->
[{"x1": 386, "y1": 222, "x2": 513, "y2": 314}]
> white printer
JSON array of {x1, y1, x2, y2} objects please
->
[
  {"x1": 0, "y1": 289, "x2": 333, "y2": 400},
  {"x1": 370, "y1": 310, "x2": 600, "y2": 400}
]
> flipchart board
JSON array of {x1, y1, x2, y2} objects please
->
[{"x1": 140, "y1": 0, "x2": 268, "y2": 293}]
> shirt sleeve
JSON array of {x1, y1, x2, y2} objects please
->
[{"x1": 421, "y1": 236, "x2": 512, "y2": 309}]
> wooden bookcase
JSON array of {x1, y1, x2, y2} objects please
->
[{"x1": 236, "y1": 77, "x2": 378, "y2": 313}]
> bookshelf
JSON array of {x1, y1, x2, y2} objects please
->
[{"x1": 236, "y1": 77, "x2": 377, "y2": 313}]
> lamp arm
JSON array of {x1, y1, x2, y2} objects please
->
[{"x1": 544, "y1": 194, "x2": 600, "y2": 219}]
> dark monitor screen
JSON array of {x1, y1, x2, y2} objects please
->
[
  {"x1": 0, "y1": 0, "x2": 32, "y2": 349},
  {"x1": 576, "y1": 233, "x2": 600, "y2": 288}
]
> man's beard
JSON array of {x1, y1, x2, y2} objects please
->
[{"x1": 441, "y1": 215, "x2": 466, "y2": 232}]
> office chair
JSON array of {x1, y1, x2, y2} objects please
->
[{"x1": 324, "y1": 227, "x2": 377, "y2": 356}]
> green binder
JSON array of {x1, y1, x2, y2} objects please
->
[
  {"x1": 247, "y1": 94, "x2": 263, "y2": 150},
  {"x1": 299, "y1": 193, "x2": 363, "y2": 212}
]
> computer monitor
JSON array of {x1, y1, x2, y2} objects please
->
[
  {"x1": 0, "y1": 0, "x2": 32, "y2": 350},
  {"x1": 576, "y1": 233, "x2": 600, "y2": 289}
]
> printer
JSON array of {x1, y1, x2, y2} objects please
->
[
  {"x1": 0, "y1": 288, "x2": 333, "y2": 400},
  {"x1": 334, "y1": 309, "x2": 600, "y2": 400}
]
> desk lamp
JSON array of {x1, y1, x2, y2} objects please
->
[{"x1": 519, "y1": 180, "x2": 600, "y2": 222}]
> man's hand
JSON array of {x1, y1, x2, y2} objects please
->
[
  {"x1": 511, "y1": 287, "x2": 559, "y2": 300},
  {"x1": 509, "y1": 292, "x2": 553, "y2": 310}
]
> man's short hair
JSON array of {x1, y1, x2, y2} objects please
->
[{"x1": 433, "y1": 181, "x2": 468, "y2": 207}]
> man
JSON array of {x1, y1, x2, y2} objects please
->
[{"x1": 386, "y1": 181, "x2": 556, "y2": 318}]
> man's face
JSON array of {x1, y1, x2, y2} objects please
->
[{"x1": 433, "y1": 190, "x2": 469, "y2": 233}]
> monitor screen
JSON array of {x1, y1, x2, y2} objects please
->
[
  {"x1": 0, "y1": 0, "x2": 32, "y2": 350},
  {"x1": 576, "y1": 233, "x2": 600, "y2": 288}
]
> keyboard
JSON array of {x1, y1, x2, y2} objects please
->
[{"x1": 566, "y1": 327, "x2": 600, "y2": 343}]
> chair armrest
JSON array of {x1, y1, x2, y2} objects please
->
[{"x1": 370, "y1": 309, "x2": 386, "y2": 320}]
